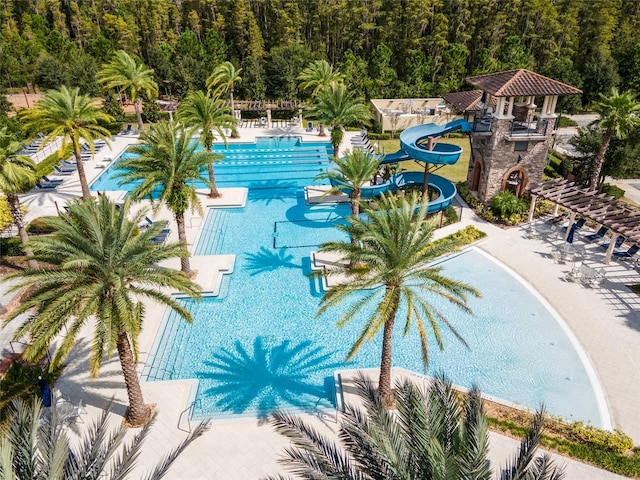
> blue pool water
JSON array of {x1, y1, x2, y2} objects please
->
[
  {"x1": 90, "y1": 137, "x2": 332, "y2": 192},
  {"x1": 132, "y1": 137, "x2": 602, "y2": 426}
]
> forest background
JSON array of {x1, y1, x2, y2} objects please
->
[{"x1": 1, "y1": 0, "x2": 639, "y2": 113}]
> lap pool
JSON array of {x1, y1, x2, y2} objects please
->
[{"x1": 102, "y1": 136, "x2": 606, "y2": 427}]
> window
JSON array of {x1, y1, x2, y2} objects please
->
[{"x1": 514, "y1": 141, "x2": 528, "y2": 151}]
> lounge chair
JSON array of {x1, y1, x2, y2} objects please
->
[
  {"x1": 600, "y1": 235, "x2": 626, "y2": 250},
  {"x1": 585, "y1": 226, "x2": 608, "y2": 242},
  {"x1": 41, "y1": 176, "x2": 64, "y2": 185},
  {"x1": 306, "y1": 121, "x2": 313, "y2": 132},
  {"x1": 141, "y1": 217, "x2": 169, "y2": 229},
  {"x1": 613, "y1": 244, "x2": 639, "y2": 260},
  {"x1": 119, "y1": 124, "x2": 132, "y2": 135},
  {"x1": 36, "y1": 181, "x2": 58, "y2": 190},
  {"x1": 564, "y1": 217, "x2": 586, "y2": 231},
  {"x1": 54, "y1": 165, "x2": 76, "y2": 175},
  {"x1": 150, "y1": 230, "x2": 171, "y2": 244}
]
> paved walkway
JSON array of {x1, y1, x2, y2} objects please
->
[{"x1": 1, "y1": 128, "x2": 637, "y2": 479}]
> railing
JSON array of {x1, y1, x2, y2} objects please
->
[
  {"x1": 178, "y1": 398, "x2": 202, "y2": 432},
  {"x1": 472, "y1": 116, "x2": 493, "y2": 132},
  {"x1": 509, "y1": 119, "x2": 549, "y2": 136}
]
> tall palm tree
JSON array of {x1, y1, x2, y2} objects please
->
[
  {"x1": 116, "y1": 122, "x2": 210, "y2": 277},
  {"x1": 97, "y1": 50, "x2": 158, "y2": 132},
  {"x1": 315, "y1": 148, "x2": 381, "y2": 220},
  {"x1": 588, "y1": 88, "x2": 640, "y2": 190},
  {"x1": 267, "y1": 373, "x2": 564, "y2": 480},
  {"x1": 206, "y1": 61, "x2": 242, "y2": 116},
  {"x1": 177, "y1": 90, "x2": 236, "y2": 198},
  {"x1": 297, "y1": 59, "x2": 344, "y2": 97},
  {"x1": 306, "y1": 83, "x2": 372, "y2": 156},
  {"x1": 316, "y1": 192, "x2": 480, "y2": 406},
  {"x1": 19, "y1": 86, "x2": 113, "y2": 200},
  {"x1": 3, "y1": 196, "x2": 201, "y2": 426},
  {"x1": 0, "y1": 128, "x2": 39, "y2": 268},
  {"x1": 1, "y1": 398, "x2": 208, "y2": 479}
]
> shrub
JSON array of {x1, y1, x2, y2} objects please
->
[
  {"x1": 0, "y1": 360, "x2": 63, "y2": 419},
  {"x1": 456, "y1": 181, "x2": 479, "y2": 208},
  {"x1": 368, "y1": 132, "x2": 391, "y2": 140},
  {"x1": 490, "y1": 190, "x2": 528, "y2": 220},
  {"x1": 569, "y1": 423, "x2": 634, "y2": 454},
  {"x1": 442, "y1": 205, "x2": 458, "y2": 225},
  {"x1": 451, "y1": 225, "x2": 486, "y2": 244},
  {"x1": 0, "y1": 237, "x2": 25, "y2": 256},
  {"x1": 600, "y1": 183, "x2": 625, "y2": 199},
  {"x1": 26, "y1": 216, "x2": 57, "y2": 234},
  {"x1": 557, "y1": 116, "x2": 578, "y2": 127}
]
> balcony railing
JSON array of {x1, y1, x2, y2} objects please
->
[
  {"x1": 509, "y1": 119, "x2": 549, "y2": 137},
  {"x1": 472, "y1": 116, "x2": 493, "y2": 132}
]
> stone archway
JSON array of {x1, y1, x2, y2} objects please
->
[
  {"x1": 470, "y1": 159, "x2": 483, "y2": 192},
  {"x1": 501, "y1": 166, "x2": 528, "y2": 197}
]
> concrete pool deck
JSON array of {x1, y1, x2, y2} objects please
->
[{"x1": 1, "y1": 127, "x2": 637, "y2": 479}]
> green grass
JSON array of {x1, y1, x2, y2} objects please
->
[{"x1": 372, "y1": 137, "x2": 471, "y2": 183}]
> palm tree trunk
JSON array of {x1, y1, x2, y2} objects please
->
[
  {"x1": 378, "y1": 287, "x2": 400, "y2": 407},
  {"x1": 318, "y1": 124, "x2": 327, "y2": 137},
  {"x1": 229, "y1": 91, "x2": 239, "y2": 138},
  {"x1": 116, "y1": 330, "x2": 148, "y2": 427},
  {"x1": 207, "y1": 146, "x2": 220, "y2": 198},
  {"x1": 134, "y1": 100, "x2": 144, "y2": 132},
  {"x1": 6, "y1": 194, "x2": 38, "y2": 269},
  {"x1": 73, "y1": 140, "x2": 92, "y2": 200},
  {"x1": 589, "y1": 129, "x2": 612, "y2": 191},
  {"x1": 175, "y1": 212, "x2": 193, "y2": 277},
  {"x1": 350, "y1": 190, "x2": 360, "y2": 247}
]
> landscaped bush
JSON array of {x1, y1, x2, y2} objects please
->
[
  {"x1": 557, "y1": 115, "x2": 578, "y2": 127},
  {"x1": 442, "y1": 204, "x2": 458, "y2": 225},
  {"x1": 0, "y1": 237, "x2": 25, "y2": 256},
  {"x1": 490, "y1": 190, "x2": 528, "y2": 224},
  {"x1": 600, "y1": 183, "x2": 625, "y2": 199},
  {"x1": 456, "y1": 181, "x2": 479, "y2": 208},
  {"x1": 430, "y1": 225, "x2": 486, "y2": 251},
  {"x1": 0, "y1": 359, "x2": 62, "y2": 420},
  {"x1": 368, "y1": 132, "x2": 390, "y2": 140},
  {"x1": 26, "y1": 216, "x2": 58, "y2": 234}
]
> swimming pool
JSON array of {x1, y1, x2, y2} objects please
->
[
  {"x1": 90, "y1": 136, "x2": 333, "y2": 192},
  {"x1": 139, "y1": 140, "x2": 605, "y2": 426}
]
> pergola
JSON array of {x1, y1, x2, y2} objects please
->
[{"x1": 528, "y1": 179, "x2": 640, "y2": 264}]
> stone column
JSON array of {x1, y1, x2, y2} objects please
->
[{"x1": 604, "y1": 233, "x2": 620, "y2": 264}]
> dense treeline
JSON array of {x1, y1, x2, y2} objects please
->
[{"x1": 1, "y1": 0, "x2": 639, "y2": 110}]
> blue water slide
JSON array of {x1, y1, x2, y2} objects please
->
[
  {"x1": 381, "y1": 119, "x2": 471, "y2": 165},
  {"x1": 329, "y1": 172, "x2": 456, "y2": 212}
]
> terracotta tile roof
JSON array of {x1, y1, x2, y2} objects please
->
[
  {"x1": 465, "y1": 69, "x2": 582, "y2": 97},
  {"x1": 441, "y1": 90, "x2": 483, "y2": 112}
]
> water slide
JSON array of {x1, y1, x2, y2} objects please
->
[{"x1": 330, "y1": 119, "x2": 471, "y2": 213}]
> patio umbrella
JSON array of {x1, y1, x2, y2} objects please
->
[{"x1": 567, "y1": 222, "x2": 577, "y2": 243}]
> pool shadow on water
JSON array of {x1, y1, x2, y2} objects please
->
[
  {"x1": 196, "y1": 337, "x2": 346, "y2": 420},
  {"x1": 244, "y1": 247, "x2": 300, "y2": 275},
  {"x1": 246, "y1": 182, "x2": 300, "y2": 204}
]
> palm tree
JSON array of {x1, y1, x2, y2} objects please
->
[
  {"x1": 267, "y1": 373, "x2": 565, "y2": 480},
  {"x1": 306, "y1": 83, "x2": 372, "y2": 156},
  {"x1": 297, "y1": 60, "x2": 344, "y2": 97},
  {"x1": 1, "y1": 398, "x2": 208, "y2": 479},
  {"x1": 315, "y1": 148, "x2": 381, "y2": 220},
  {"x1": 177, "y1": 90, "x2": 236, "y2": 198},
  {"x1": 116, "y1": 121, "x2": 210, "y2": 277},
  {"x1": 206, "y1": 61, "x2": 242, "y2": 116},
  {"x1": 3, "y1": 196, "x2": 201, "y2": 426},
  {"x1": 316, "y1": 192, "x2": 480, "y2": 406},
  {"x1": 97, "y1": 50, "x2": 158, "y2": 132},
  {"x1": 0, "y1": 128, "x2": 39, "y2": 268},
  {"x1": 19, "y1": 86, "x2": 113, "y2": 200},
  {"x1": 588, "y1": 88, "x2": 640, "y2": 190}
]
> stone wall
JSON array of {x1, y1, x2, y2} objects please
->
[{"x1": 468, "y1": 117, "x2": 554, "y2": 203}]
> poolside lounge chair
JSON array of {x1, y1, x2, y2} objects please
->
[
  {"x1": 35, "y1": 181, "x2": 58, "y2": 190},
  {"x1": 41, "y1": 175, "x2": 64, "y2": 185},
  {"x1": 141, "y1": 217, "x2": 169, "y2": 229},
  {"x1": 613, "y1": 244, "x2": 639, "y2": 260},
  {"x1": 564, "y1": 217, "x2": 586, "y2": 231},
  {"x1": 119, "y1": 124, "x2": 132, "y2": 135},
  {"x1": 150, "y1": 229, "x2": 171, "y2": 244},
  {"x1": 54, "y1": 165, "x2": 76, "y2": 175},
  {"x1": 600, "y1": 235, "x2": 626, "y2": 250},
  {"x1": 306, "y1": 121, "x2": 313, "y2": 132},
  {"x1": 585, "y1": 226, "x2": 608, "y2": 242}
]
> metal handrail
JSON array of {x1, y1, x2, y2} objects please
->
[
  {"x1": 178, "y1": 398, "x2": 201, "y2": 433},
  {"x1": 509, "y1": 119, "x2": 549, "y2": 136},
  {"x1": 140, "y1": 364, "x2": 173, "y2": 380}
]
